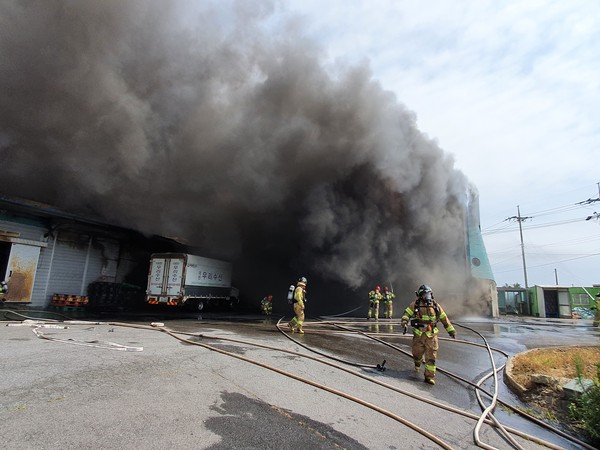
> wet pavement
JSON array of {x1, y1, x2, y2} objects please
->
[{"x1": 1, "y1": 309, "x2": 598, "y2": 449}]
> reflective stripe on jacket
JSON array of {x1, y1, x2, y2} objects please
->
[
  {"x1": 368, "y1": 291, "x2": 383, "y2": 302},
  {"x1": 402, "y1": 299, "x2": 455, "y2": 338},
  {"x1": 294, "y1": 286, "x2": 305, "y2": 306}
]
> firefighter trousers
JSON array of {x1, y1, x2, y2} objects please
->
[
  {"x1": 383, "y1": 301, "x2": 393, "y2": 318},
  {"x1": 411, "y1": 333, "x2": 439, "y2": 380},
  {"x1": 291, "y1": 302, "x2": 305, "y2": 331},
  {"x1": 368, "y1": 301, "x2": 379, "y2": 319}
]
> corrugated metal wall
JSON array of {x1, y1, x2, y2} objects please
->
[
  {"x1": 45, "y1": 231, "x2": 90, "y2": 299},
  {"x1": 84, "y1": 237, "x2": 120, "y2": 287},
  {"x1": 45, "y1": 231, "x2": 120, "y2": 302},
  {"x1": 1, "y1": 212, "x2": 124, "y2": 308}
]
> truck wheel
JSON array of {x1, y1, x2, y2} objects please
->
[{"x1": 196, "y1": 300, "x2": 205, "y2": 311}]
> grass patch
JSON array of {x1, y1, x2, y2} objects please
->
[
  {"x1": 510, "y1": 346, "x2": 600, "y2": 446},
  {"x1": 511, "y1": 346, "x2": 600, "y2": 388}
]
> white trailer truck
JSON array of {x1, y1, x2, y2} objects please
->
[{"x1": 146, "y1": 253, "x2": 239, "y2": 311}]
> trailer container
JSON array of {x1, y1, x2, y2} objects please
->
[{"x1": 146, "y1": 253, "x2": 239, "y2": 311}]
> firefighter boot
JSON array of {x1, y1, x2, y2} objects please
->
[
  {"x1": 412, "y1": 364, "x2": 421, "y2": 379},
  {"x1": 424, "y1": 378, "x2": 435, "y2": 385}
]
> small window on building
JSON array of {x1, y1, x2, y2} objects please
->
[
  {"x1": 572, "y1": 293, "x2": 590, "y2": 306},
  {"x1": 472, "y1": 257, "x2": 481, "y2": 267}
]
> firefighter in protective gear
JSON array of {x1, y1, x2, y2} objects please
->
[
  {"x1": 0, "y1": 280, "x2": 8, "y2": 301},
  {"x1": 401, "y1": 284, "x2": 456, "y2": 385},
  {"x1": 367, "y1": 286, "x2": 383, "y2": 320},
  {"x1": 288, "y1": 277, "x2": 307, "y2": 334},
  {"x1": 593, "y1": 292, "x2": 600, "y2": 327},
  {"x1": 260, "y1": 294, "x2": 273, "y2": 315},
  {"x1": 382, "y1": 286, "x2": 395, "y2": 319}
]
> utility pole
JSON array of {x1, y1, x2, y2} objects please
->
[
  {"x1": 580, "y1": 182, "x2": 600, "y2": 221},
  {"x1": 507, "y1": 206, "x2": 532, "y2": 289}
]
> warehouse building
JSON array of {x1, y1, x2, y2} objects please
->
[{"x1": 0, "y1": 195, "x2": 180, "y2": 310}]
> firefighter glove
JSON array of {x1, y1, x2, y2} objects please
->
[{"x1": 449, "y1": 331, "x2": 456, "y2": 339}]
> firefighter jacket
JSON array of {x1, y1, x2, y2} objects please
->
[
  {"x1": 383, "y1": 291, "x2": 395, "y2": 302},
  {"x1": 294, "y1": 285, "x2": 306, "y2": 306},
  {"x1": 260, "y1": 297, "x2": 272, "y2": 314},
  {"x1": 368, "y1": 290, "x2": 383, "y2": 303},
  {"x1": 401, "y1": 299, "x2": 455, "y2": 338}
]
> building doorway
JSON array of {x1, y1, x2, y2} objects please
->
[{"x1": 544, "y1": 290, "x2": 559, "y2": 318}]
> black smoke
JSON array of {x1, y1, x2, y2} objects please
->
[{"x1": 0, "y1": 0, "x2": 472, "y2": 314}]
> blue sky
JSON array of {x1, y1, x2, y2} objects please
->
[{"x1": 283, "y1": 0, "x2": 600, "y2": 287}]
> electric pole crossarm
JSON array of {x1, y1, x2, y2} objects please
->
[{"x1": 576, "y1": 182, "x2": 600, "y2": 205}]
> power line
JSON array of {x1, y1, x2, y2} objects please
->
[
  {"x1": 482, "y1": 216, "x2": 591, "y2": 235},
  {"x1": 492, "y1": 252, "x2": 600, "y2": 274},
  {"x1": 576, "y1": 196, "x2": 600, "y2": 206},
  {"x1": 518, "y1": 252, "x2": 600, "y2": 269},
  {"x1": 529, "y1": 204, "x2": 590, "y2": 218},
  {"x1": 541, "y1": 233, "x2": 600, "y2": 247},
  {"x1": 482, "y1": 181, "x2": 600, "y2": 232}
]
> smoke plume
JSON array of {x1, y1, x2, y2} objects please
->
[{"x1": 0, "y1": 1, "x2": 473, "y2": 313}]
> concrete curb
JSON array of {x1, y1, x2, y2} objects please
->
[{"x1": 504, "y1": 352, "x2": 529, "y2": 396}]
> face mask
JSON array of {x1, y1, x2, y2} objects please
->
[{"x1": 422, "y1": 292, "x2": 432, "y2": 301}]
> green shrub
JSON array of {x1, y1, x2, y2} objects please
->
[{"x1": 569, "y1": 363, "x2": 600, "y2": 446}]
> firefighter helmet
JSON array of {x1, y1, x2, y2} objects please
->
[
  {"x1": 298, "y1": 276, "x2": 307, "y2": 285},
  {"x1": 375, "y1": 285, "x2": 381, "y2": 291},
  {"x1": 384, "y1": 286, "x2": 389, "y2": 292},
  {"x1": 416, "y1": 284, "x2": 433, "y2": 296}
]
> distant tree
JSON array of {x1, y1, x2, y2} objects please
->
[{"x1": 503, "y1": 283, "x2": 522, "y2": 288}]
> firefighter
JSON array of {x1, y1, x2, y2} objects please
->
[
  {"x1": 288, "y1": 277, "x2": 307, "y2": 334},
  {"x1": 0, "y1": 280, "x2": 8, "y2": 301},
  {"x1": 260, "y1": 294, "x2": 273, "y2": 315},
  {"x1": 400, "y1": 284, "x2": 456, "y2": 385},
  {"x1": 594, "y1": 292, "x2": 600, "y2": 327},
  {"x1": 367, "y1": 286, "x2": 383, "y2": 320},
  {"x1": 382, "y1": 286, "x2": 395, "y2": 319}
]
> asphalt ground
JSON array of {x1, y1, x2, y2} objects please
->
[{"x1": 1, "y1": 312, "x2": 597, "y2": 449}]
